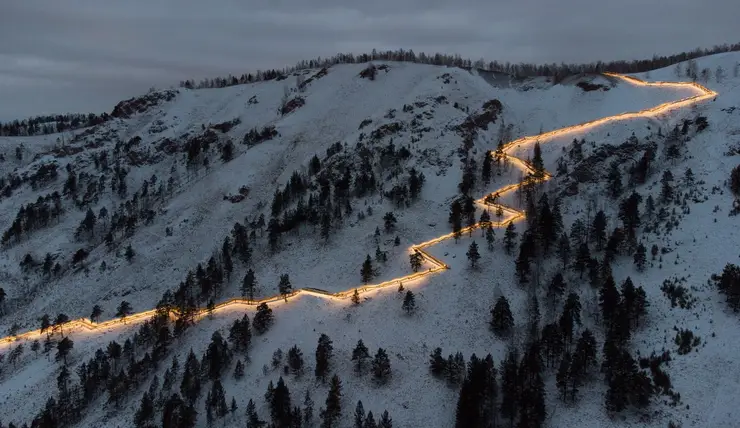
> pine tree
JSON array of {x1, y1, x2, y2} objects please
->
[
  {"x1": 303, "y1": 389, "x2": 314, "y2": 427},
  {"x1": 378, "y1": 410, "x2": 393, "y2": 428},
  {"x1": 661, "y1": 170, "x2": 674, "y2": 203},
  {"x1": 573, "y1": 329, "x2": 597, "y2": 373},
  {"x1": 115, "y1": 300, "x2": 133, "y2": 322},
  {"x1": 486, "y1": 225, "x2": 495, "y2": 251},
  {"x1": 180, "y1": 350, "x2": 201, "y2": 405},
  {"x1": 228, "y1": 314, "x2": 252, "y2": 354},
  {"x1": 548, "y1": 272, "x2": 566, "y2": 299},
  {"x1": 503, "y1": 222, "x2": 517, "y2": 255},
  {"x1": 321, "y1": 375, "x2": 342, "y2": 427},
  {"x1": 56, "y1": 336, "x2": 73, "y2": 364},
  {"x1": 515, "y1": 231, "x2": 535, "y2": 284},
  {"x1": 234, "y1": 359, "x2": 245, "y2": 379},
  {"x1": 633, "y1": 243, "x2": 647, "y2": 271},
  {"x1": 383, "y1": 212, "x2": 397, "y2": 233},
  {"x1": 490, "y1": 296, "x2": 514, "y2": 337},
  {"x1": 242, "y1": 269, "x2": 257, "y2": 300},
  {"x1": 429, "y1": 347, "x2": 447, "y2": 378},
  {"x1": 361, "y1": 255, "x2": 374, "y2": 283},
  {"x1": 134, "y1": 391, "x2": 155, "y2": 427},
  {"x1": 364, "y1": 411, "x2": 377, "y2": 428},
  {"x1": 449, "y1": 200, "x2": 463, "y2": 240},
  {"x1": 352, "y1": 339, "x2": 371, "y2": 376},
  {"x1": 278, "y1": 273, "x2": 292, "y2": 301},
  {"x1": 466, "y1": 241, "x2": 481, "y2": 268},
  {"x1": 354, "y1": 400, "x2": 365, "y2": 428},
  {"x1": 556, "y1": 352, "x2": 572, "y2": 401},
  {"x1": 351, "y1": 289, "x2": 361, "y2": 306},
  {"x1": 591, "y1": 210, "x2": 608, "y2": 250},
  {"x1": 574, "y1": 243, "x2": 591, "y2": 278},
  {"x1": 402, "y1": 290, "x2": 416, "y2": 314},
  {"x1": 315, "y1": 334, "x2": 333, "y2": 382},
  {"x1": 253, "y1": 303, "x2": 274, "y2": 335},
  {"x1": 206, "y1": 379, "x2": 228, "y2": 425},
  {"x1": 500, "y1": 349, "x2": 519, "y2": 425},
  {"x1": 125, "y1": 244, "x2": 135, "y2": 262},
  {"x1": 288, "y1": 345, "x2": 305, "y2": 376},
  {"x1": 599, "y1": 273, "x2": 621, "y2": 326},
  {"x1": 372, "y1": 348, "x2": 391, "y2": 384},
  {"x1": 90, "y1": 305, "x2": 103, "y2": 323},
  {"x1": 607, "y1": 161, "x2": 623, "y2": 198},
  {"x1": 409, "y1": 252, "x2": 423, "y2": 272},
  {"x1": 482, "y1": 150, "x2": 493, "y2": 185},
  {"x1": 530, "y1": 142, "x2": 546, "y2": 183},
  {"x1": 541, "y1": 323, "x2": 565, "y2": 368},
  {"x1": 269, "y1": 377, "x2": 293, "y2": 427},
  {"x1": 246, "y1": 398, "x2": 266, "y2": 427}
]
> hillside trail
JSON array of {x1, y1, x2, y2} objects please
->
[{"x1": 0, "y1": 73, "x2": 717, "y2": 348}]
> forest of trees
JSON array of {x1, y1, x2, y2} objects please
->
[{"x1": 177, "y1": 43, "x2": 740, "y2": 92}]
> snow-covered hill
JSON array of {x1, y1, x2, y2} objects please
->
[{"x1": 0, "y1": 53, "x2": 739, "y2": 428}]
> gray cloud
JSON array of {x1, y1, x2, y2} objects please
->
[{"x1": 0, "y1": 0, "x2": 737, "y2": 120}]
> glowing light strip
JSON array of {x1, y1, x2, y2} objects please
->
[{"x1": 0, "y1": 73, "x2": 716, "y2": 347}]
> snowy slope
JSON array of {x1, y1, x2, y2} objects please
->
[{"x1": 0, "y1": 53, "x2": 739, "y2": 428}]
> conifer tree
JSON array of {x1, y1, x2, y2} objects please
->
[
  {"x1": 557, "y1": 232, "x2": 571, "y2": 269},
  {"x1": 288, "y1": 345, "x2": 305, "y2": 376},
  {"x1": 429, "y1": 347, "x2": 447, "y2": 378},
  {"x1": 269, "y1": 377, "x2": 293, "y2": 427},
  {"x1": 548, "y1": 272, "x2": 566, "y2": 299},
  {"x1": 402, "y1": 290, "x2": 416, "y2": 314},
  {"x1": 556, "y1": 351, "x2": 572, "y2": 401},
  {"x1": 134, "y1": 391, "x2": 155, "y2": 428},
  {"x1": 352, "y1": 339, "x2": 371, "y2": 376},
  {"x1": 354, "y1": 400, "x2": 366, "y2": 428},
  {"x1": 490, "y1": 296, "x2": 514, "y2": 337},
  {"x1": 180, "y1": 350, "x2": 201, "y2": 405},
  {"x1": 503, "y1": 222, "x2": 517, "y2": 255},
  {"x1": 351, "y1": 289, "x2": 361, "y2": 306},
  {"x1": 303, "y1": 389, "x2": 314, "y2": 427},
  {"x1": 234, "y1": 359, "x2": 245, "y2": 379},
  {"x1": 530, "y1": 142, "x2": 546, "y2": 183},
  {"x1": 315, "y1": 334, "x2": 333, "y2": 382},
  {"x1": 409, "y1": 252, "x2": 423, "y2": 272},
  {"x1": 321, "y1": 375, "x2": 342, "y2": 427},
  {"x1": 206, "y1": 379, "x2": 228, "y2": 425},
  {"x1": 364, "y1": 411, "x2": 377, "y2": 428},
  {"x1": 482, "y1": 150, "x2": 493, "y2": 185},
  {"x1": 361, "y1": 255, "x2": 374, "y2": 283},
  {"x1": 486, "y1": 225, "x2": 495, "y2": 251},
  {"x1": 278, "y1": 273, "x2": 292, "y2": 301},
  {"x1": 246, "y1": 398, "x2": 266, "y2": 427},
  {"x1": 599, "y1": 273, "x2": 621, "y2": 326},
  {"x1": 115, "y1": 300, "x2": 133, "y2": 322},
  {"x1": 242, "y1": 269, "x2": 257, "y2": 300},
  {"x1": 466, "y1": 241, "x2": 481, "y2": 268},
  {"x1": 372, "y1": 348, "x2": 391, "y2": 384},
  {"x1": 253, "y1": 303, "x2": 274, "y2": 335},
  {"x1": 500, "y1": 349, "x2": 519, "y2": 425},
  {"x1": 573, "y1": 329, "x2": 598, "y2": 374},
  {"x1": 449, "y1": 200, "x2": 463, "y2": 241},
  {"x1": 607, "y1": 161, "x2": 623, "y2": 199},
  {"x1": 633, "y1": 243, "x2": 647, "y2": 271},
  {"x1": 574, "y1": 243, "x2": 591, "y2": 278},
  {"x1": 591, "y1": 210, "x2": 608, "y2": 250},
  {"x1": 90, "y1": 304, "x2": 103, "y2": 323}
]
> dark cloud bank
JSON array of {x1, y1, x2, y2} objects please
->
[{"x1": 1, "y1": 0, "x2": 737, "y2": 120}]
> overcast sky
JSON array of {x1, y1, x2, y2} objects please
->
[{"x1": 1, "y1": 0, "x2": 738, "y2": 121}]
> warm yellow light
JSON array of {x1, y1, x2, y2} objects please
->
[{"x1": 0, "y1": 72, "x2": 716, "y2": 348}]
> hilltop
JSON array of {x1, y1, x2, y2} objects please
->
[{"x1": 0, "y1": 51, "x2": 739, "y2": 428}]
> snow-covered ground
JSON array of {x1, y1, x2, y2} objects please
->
[{"x1": 1, "y1": 53, "x2": 740, "y2": 427}]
